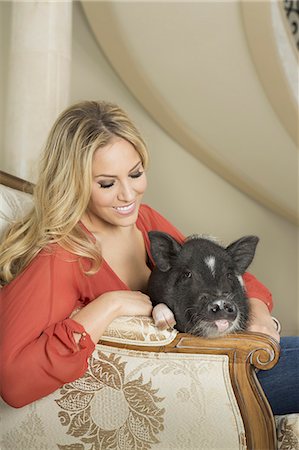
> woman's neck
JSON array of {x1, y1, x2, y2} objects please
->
[{"x1": 80, "y1": 214, "x2": 137, "y2": 241}]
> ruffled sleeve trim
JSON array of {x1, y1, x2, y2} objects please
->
[{"x1": 44, "y1": 318, "x2": 95, "y2": 354}]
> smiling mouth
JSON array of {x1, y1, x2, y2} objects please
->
[{"x1": 113, "y1": 202, "x2": 136, "y2": 215}]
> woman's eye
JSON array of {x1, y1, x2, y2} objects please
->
[
  {"x1": 98, "y1": 181, "x2": 115, "y2": 189},
  {"x1": 130, "y1": 171, "x2": 144, "y2": 179}
]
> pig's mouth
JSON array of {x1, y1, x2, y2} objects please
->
[
  {"x1": 208, "y1": 318, "x2": 237, "y2": 336},
  {"x1": 210, "y1": 315, "x2": 241, "y2": 336},
  {"x1": 214, "y1": 319, "x2": 230, "y2": 333},
  {"x1": 186, "y1": 316, "x2": 239, "y2": 338},
  {"x1": 182, "y1": 301, "x2": 243, "y2": 337}
]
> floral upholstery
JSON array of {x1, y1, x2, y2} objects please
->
[
  {"x1": 1, "y1": 337, "x2": 245, "y2": 449},
  {"x1": 101, "y1": 315, "x2": 178, "y2": 345},
  {"x1": 0, "y1": 179, "x2": 298, "y2": 450},
  {"x1": 1, "y1": 315, "x2": 298, "y2": 450},
  {"x1": 276, "y1": 414, "x2": 299, "y2": 450},
  {"x1": 1, "y1": 317, "x2": 247, "y2": 449}
]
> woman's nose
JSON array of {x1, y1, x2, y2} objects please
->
[{"x1": 118, "y1": 181, "x2": 135, "y2": 202}]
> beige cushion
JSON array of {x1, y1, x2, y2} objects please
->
[{"x1": 0, "y1": 184, "x2": 33, "y2": 239}]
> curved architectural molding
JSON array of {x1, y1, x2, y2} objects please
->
[
  {"x1": 81, "y1": 2, "x2": 298, "y2": 225},
  {"x1": 240, "y1": 1, "x2": 298, "y2": 145}
]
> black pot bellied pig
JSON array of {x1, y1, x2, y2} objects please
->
[{"x1": 148, "y1": 232, "x2": 259, "y2": 338}]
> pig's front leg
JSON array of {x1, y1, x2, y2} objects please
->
[{"x1": 152, "y1": 303, "x2": 176, "y2": 330}]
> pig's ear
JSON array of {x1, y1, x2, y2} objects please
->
[
  {"x1": 226, "y1": 236, "x2": 259, "y2": 274},
  {"x1": 148, "y1": 231, "x2": 182, "y2": 272}
]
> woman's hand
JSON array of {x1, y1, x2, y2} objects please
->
[
  {"x1": 247, "y1": 297, "x2": 280, "y2": 343},
  {"x1": 100, "y1": 290, "x2": 153, "y2": 317},
  {"x1": 71, "y1": 290, "x2": 152, "y2": 345}
]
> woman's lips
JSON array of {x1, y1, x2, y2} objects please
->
[{"x1": 113, "y1": 202, "x2": 136, "y2": 215}]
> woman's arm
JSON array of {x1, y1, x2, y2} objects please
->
[
  {"x1": 242, "y1": 273, "x2": 280, "y2": 341},
  {"x1": 0, "y1": 251, "x2": 93, "y2": 407},
  {"x1": 71, "y1": 290, "x2": 152, "y2": 345},
  {"x1": 242, "y1": 272, "x2": 273, "y2": 311},
  {"x1": 247, "y1": 297, "x2": 280, "y2": 342},
  {"x1": 0, "y1": 248, "x2": 152, "y2": 408}
]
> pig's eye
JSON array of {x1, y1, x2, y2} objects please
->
[
  {"x1": 176, "y1": 270, "x2": 193, "y2": 284},
  {"x1": 182, "y1": 270, "x2": 192, "y2": 279},
  {"x1": 226, "y1": 273, "x2": 234, "y2": 281}
]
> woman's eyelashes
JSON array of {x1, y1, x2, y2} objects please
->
[
  {"x1": 97, "y1": 171, "x2": 144, "y2": 189},
  {"x1": 98, "y1": 180, "x2": 115, "y2": 189},
  {"x1": 130, "y1": 170, "x2": 144, "y2": 179}
]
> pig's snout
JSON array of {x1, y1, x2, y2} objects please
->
[{"x1": 208, "y1": 299, "x2": 237, "y2": 320}]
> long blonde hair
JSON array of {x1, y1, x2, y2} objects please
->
[{"x1": 0, "y1": 101, "x2": 149, "y2": 285}]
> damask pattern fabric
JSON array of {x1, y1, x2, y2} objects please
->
[
  {"x1": 276, "y1": 414, "x2": 299, "y2": 450},
  {"x1": 1, "y1": 345, "x2": 245, "y2": 450},
  {"x1": 101, "y1": 316, "x2": 178, "y2": 346},
  {"x1": 1, "y1": 316, "x2": 298, "y2": 450}
]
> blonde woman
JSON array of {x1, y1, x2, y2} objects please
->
[{"x1": 0, "y1": 100, "x2": 297, "y2": 414}]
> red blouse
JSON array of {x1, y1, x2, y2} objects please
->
[{"x1": 0, "y1": 204, "x2": 272, "y2": 407}]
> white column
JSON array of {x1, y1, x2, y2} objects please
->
[{"x1": 3, "y1": 0, "x2": 72, "y2": 182}]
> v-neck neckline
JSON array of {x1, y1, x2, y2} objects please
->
[{"x1": 78, "y1": 214, "x2": 153, "y2": 290}]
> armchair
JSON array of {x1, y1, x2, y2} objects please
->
[{"x1": 0, "y1": 170, "x2": 298, "y2": 450}]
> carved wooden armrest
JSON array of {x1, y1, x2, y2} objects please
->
[
  {"x1": 100, "y1": 317, "x2": 280, "y2": 450},
  {"x1": 167, "y1": 332, "x2": 280, "y2": 450}
]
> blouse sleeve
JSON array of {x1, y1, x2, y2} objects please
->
[
  {"x1": 242, "y1": 272, "x2": 273, "y2": 311},
  {"x1": 0, "y1": 248, "x2": 95, "y2": 408}
]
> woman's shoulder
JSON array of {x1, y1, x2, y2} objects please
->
[
  {"x1": 138, "y1": 204, "x2": 185, "y2": 241},
  {"x1": 16, "y1": 243, "x2": 82, "y2": 280},
  {"x1": 39, "y1": 243, "x2": 79, "y2": 261},
  {"x1": 2, "y1": 243, "x2": 81, "y2": 293},
  {"x1": 138, "y1": 204, "x2": 166, "y2": 227}
]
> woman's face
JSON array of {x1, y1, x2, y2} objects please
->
[{"x1": 83, "y1": 137, "x2": 147, "y2": 231}]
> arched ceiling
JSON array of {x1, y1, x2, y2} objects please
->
[{"x1": 81, "y1": 1, "x2": 298, "y2": 225}]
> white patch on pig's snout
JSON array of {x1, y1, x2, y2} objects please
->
[{"x1": 204, "y1": 256, "x2": 216, "y2": 277}]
